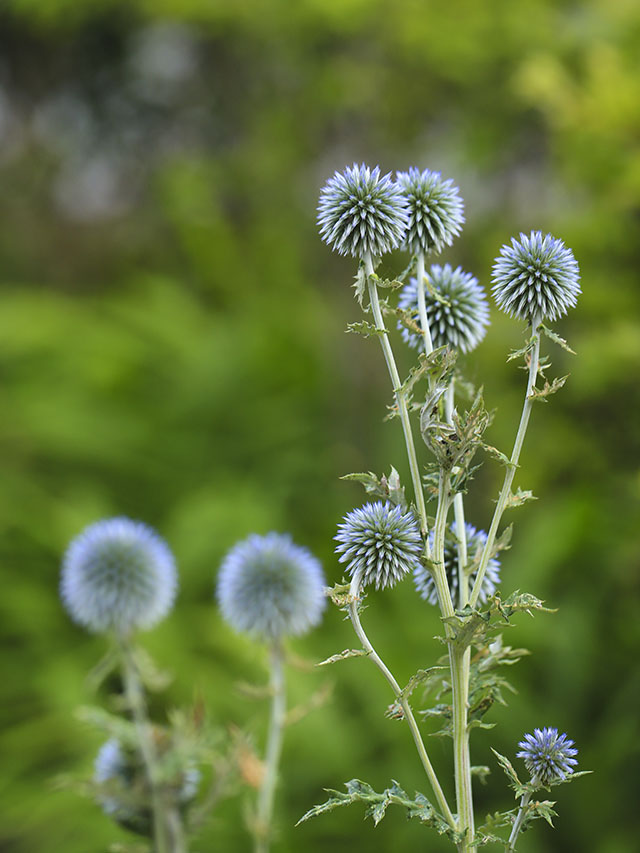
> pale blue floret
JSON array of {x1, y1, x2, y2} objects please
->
[
  {"x1": 216, "y1": 532, "x2": 326, "y2": 641},
  {"x1": 491, "y1": 231, "x2": 581, "y2": 323},
  {"x1": 396, "y1": 168, "x2": 464, "y2": 256},
  {"x1": 397, "y1": 264, "x2": 489, "y2": 353},
  {"x1": 317, "y1": 163, "x2": 409, "y2": 258},
  {"x1": 60, "y1": 517, "x2": 177, "y2": 634},
  {"x1": 516, "y1": 726, "x2": 578, "y2": 786},
  {"x1": 413, "y1": 522, "x2": 500, "y2": 606},
  {"x1": 335, "y1": 501, "x2": 422, "y2": 591}
]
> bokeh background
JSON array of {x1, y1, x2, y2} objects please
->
[{"x1": 1, "y1": 1, "x2": 639, "y2": 851}]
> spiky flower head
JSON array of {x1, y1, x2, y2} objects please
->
[
  {"x1": 413, "y1": 522, "x2": 500, "y2": 606},
  {"x1": 491, "y1": 231, "x2": 580, "y2": 323},
  {"x1": 396, "y1": 168, "x2": 464, "y2": 255},
  {"x1": 398, "y1": 264, "x2": 489, "y2": 353},
  {"x1": 94, "y1": 737, "x2": 200, "y2": 836},
  {"x1": 317, "y1": 163, "x2": 409, "y2": 258},
  {"x1": 216, "y1": 532, "x2": 326, "y2": 642},
  {"x1": 516, "y1": 727, "x2": 578, "y2": 786},
  {"x1": 60, "y1": 517, "x2": 177, "y2": 635},
  {"x1": 335, "y1": 501, "x2": 422, "y2": 591}
]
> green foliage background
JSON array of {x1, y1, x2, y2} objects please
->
[{"x1": 0, "y1": 1, "x2": 639, "y2": 850}]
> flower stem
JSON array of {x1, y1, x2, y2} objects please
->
[
  {"x1": 469, "y1": 317, "x2": 542, "y2": 608},
  {"x1": 444, "y1": 383, "x2": 474, "y2": 850},
  {"x1": 347, "y1": 573, "x2": 455, "y2": 830},
  {"x1": 508, "y1": 788, "x2": 534, "y2": 851},
  {"x1": 364, "y1": 253, "x2": 429, "y2": 548},
  {"x1": 119, "y1": 638, "x2": 171, "y2": 853},
  {"x1": 255, "y1": 641, "x2": 286, "y2": 853},
  {"x1": 415, "y1": 253, "x2": 435, "y2": 356}
]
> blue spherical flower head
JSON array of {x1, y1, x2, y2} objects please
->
[
  {"x1": 61, "y1": 517, "x2": 177, "y2": 635},
  {"x1": 414, "y1": 522, "x2": 500, "y2": 606},
  {"x1": 396, "y1": 168, "x2": 464, "y2": 256},
  {"x1": 516, "y1": 727, "x2": 578, "y2": 786},
  {"x1": 398, "y1": 264, "x2": 489, "y2": 353},
  {"x1": 95, "y1": 736, "x2": 200, "y2": 836},
  {"x1": 216, "y1": 532, "x2": 326, "y2": 642},
  {"x1": 317, "y1": 163, "x2": 409, "y2": 258},
  {"x1": 335, "y1": 501, "x2": 422, "y2": 591},
  {"x1": 492, "y1": 231, "x2": 580, "y2": 324}
]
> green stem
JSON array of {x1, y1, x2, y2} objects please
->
[
  {"x1": 415, "y1": 253, "x2": 435, "y2": 356},
  {"x1": 444, "y1": 383, "x2": 474, "y2": 850},
  {"x1": 508, "y1": 787, "x2": 535, "y2": 851},
  {"x1": 119, "y1": 638, "x2": 171, "y2": 853},
  {"x1": 469, "y1": 317, "x2": 542, "y2": 608},
  {"x1": 255, "y1": 641, "x2": 286, "y2": 853},
  {"x1": 364, "y1": 253, "x2": 430, "y2": 550},
  {"x1": 347, "y1": 574, "x2": 455, "y2": 830}
]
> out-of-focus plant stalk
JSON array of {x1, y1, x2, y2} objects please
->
[
  {"x1": 119, "y1": 638, "x2": 172, "y2": 853},
  {"x1": 255, "y1": 641, "x2": 286, "y2": 853}
]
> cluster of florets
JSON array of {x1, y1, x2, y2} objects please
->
[
  {"x1": 319, "y1": 163, "x2": 580, "y2": 329},
  {"x1": 335, "y1": 501, "x2": 422, "y2": 591},
  {"x1": 413, "y1": 522, "x2": 500, "y2": 606},
  {"x1": 216, "y1": 532, "x2": 326, "y2": 642},
  {"x1": 516, "y1": 727, "x2": 578, "y2": 787},
  {"x1": 398, "y1": 264, "x2": 489, "y2": 354}
]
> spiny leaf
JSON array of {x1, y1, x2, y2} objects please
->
[
  {"x1": 529, "y1": 375, "x2": 569, "y2": 402},
  {"x1": 297, "y1": 779, "x2": 454, "y2": 837},
  {"x1": 400, "y1": 666, "x2": 448, "y2": 701},
  {"x1": 340, "y1": 468, "x2": 406, "y2": 508},
  {"x1": 504, "y1": 487, "x2": 537, "y2": 509},
  {"x1": 353, "y1": 263, "x2": 367, "y2": 306},
  {"x1": 540, "y1": 323, "x2": 576, "y2": 354},
  {"x1": 507, "y1": 337, "x2": 535, "y2": 362},
  {"x1": 316, "y1": 648, "x2": 369, "y2": 667},
  {"x1": 482, "y1": 443, "x2": 513, "y2": 468},
  {"x1": 346, "y1": 320, "x2": 385, "y2": 338}
]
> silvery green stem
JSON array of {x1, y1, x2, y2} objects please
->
[
  {"x1": 119, "y1": 638, "x2": 171, "y2": 853},
  {"x1": 415, "y1": 253, "x2": 435, "y2": 356},
  {"x1": 364, "y1": 252, "x2": 430, "y2": 551},
  {"x1": 508, "y1": 783, "x2": 537, "y2": 851},
  {"x1": 432, "y1": 473, "x2": 456, "y2": 621},
  {"x1": 469, "y1": 316, "x2": 542, "y2": 608},
  {"x1": 347, "y1": 573, "x2": 456, "y2": 830},
  {"x1": 444, "y1": 383, "x2": 474, "y2": 849},
  {"x1": 255, "y1": 641, "x2": 286, "y2": 853}
]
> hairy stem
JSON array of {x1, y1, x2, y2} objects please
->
[
  {"x1": 444, "y1": 383, "x2": 474, "y2": 849},
  {"x1": 469, "y1": 317, "x2": 542, "y2": 608},
  {"x1": 508, "y1": 788, "x2": 534, "y2": 851},
  {"x1": 255, "y1": 641, "x2": 287, "y2": 853},
  {"x1": 119, "y1": 639, "x2": 171, "y2": 853},
  {"x1": 347, "y1": 573, "x2": 455, "y2": 829},
  {"x1": 415, "y1": 253, "x2": 435, "y2": 356},
  {"x1": 364, "y1": 253, "x2": 430, "y2": 550}
]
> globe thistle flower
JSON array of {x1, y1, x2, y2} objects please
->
[
  {"x1": 398, "y1": 264, "x2": 489, "y2": 353},
  {"x1": 317, "y1": 163, "x2": 408, "y2": 258},
  {"x1": 491, "y1": 231, "x2": 581, "y2": 324},
  {"x1": 335, "y1": 501, "x2": 422, "y2": 591},
  {"x1": 60, "y1": 517, "x2": 177, "y2": 635},
  {"x1": 94, "y1": 737, "x2": 200, "y2": 836},
  {"x1": 396, "y1": 168, "x2": 464, "y2": 256},
  {"x1": 216, "y1": 532, "x2": 326, "y2": 642},
  {"x1": 413, "y1": 523, "x2": 500, "y2": 606},
  {"x1": 516, "y1": 727, "x2": 578, "y2": 786}
]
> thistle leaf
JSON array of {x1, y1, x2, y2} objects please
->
[{"x1": 316, "y1": 648, "x2": 369, "y2": 667}]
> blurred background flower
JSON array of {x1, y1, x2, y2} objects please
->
[{"x1": 0, "y1": 2, "x2": 639, "y2": 851}]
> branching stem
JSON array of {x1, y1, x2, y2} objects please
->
[
  {"x1": 364, "y1": 253, "x2": 430, "y2": 550},
  {"x1": 415, "y1": 253, "x2": 435, "y2": 356},
  {"x1": 119, "y1": 638, "x2": 172, "y2": 853},
  {"x1": 508, "y1": 785, "x2": 536, "y2": 851},
  {"x1": 469, "y1": 317, "x2": 542, "y2": 608},
  {"x1": 347, "y1": 573, "x2": 455, "y2": 830}
]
